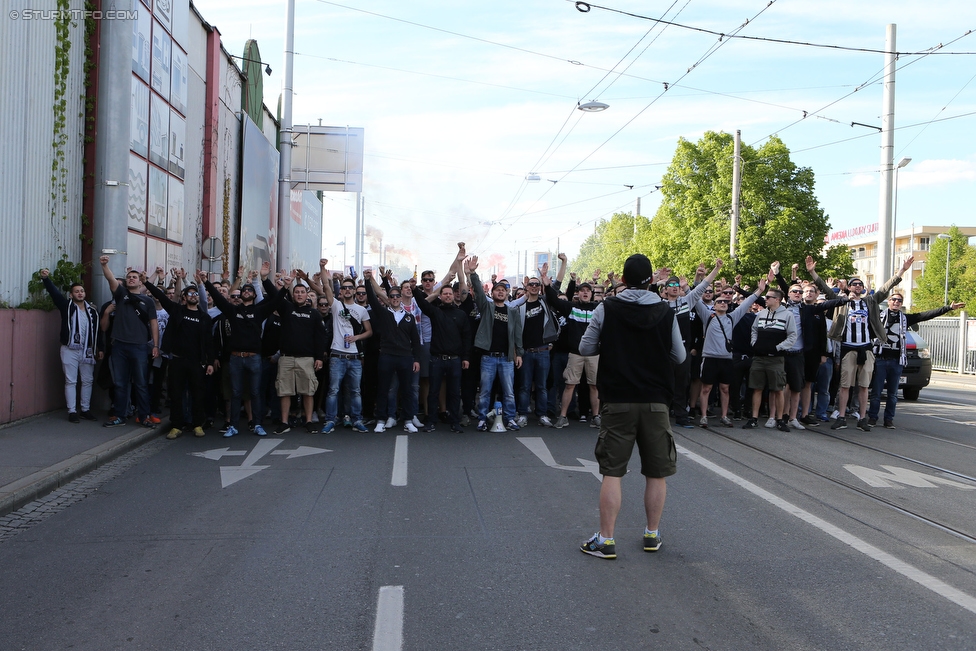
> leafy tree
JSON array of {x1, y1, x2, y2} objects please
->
[
  {"x1": 571, "y1": 212, "x2": 651, "y2": 279},
  {"x1": 643, "y1": 131, "x2": 853, "y2": 282},
  {"x1": 912, "y1": 226, "x2": 975, "y2": 310}
]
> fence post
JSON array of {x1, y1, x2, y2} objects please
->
[{"x1": 960, "y1": 310, "x2": 968, "y2": 375}]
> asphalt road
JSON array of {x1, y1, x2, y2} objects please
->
[{"x1": 1, "y1": 388, "x2": 975, "y2": 650}]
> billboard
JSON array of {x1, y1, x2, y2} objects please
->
[
  {"x1": 280, "y1": 190, "x2": 323, "y2": 273},
  {"x1": 240, "y1": 115, "x2": 279, "y2": 275},
  {"x1": 290, "y1": 125, "x2": 364, "y2": 193}
]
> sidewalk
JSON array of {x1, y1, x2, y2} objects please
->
[
  {"x1": 0, "y1": 411, "x2": 162, "y2": 518},
  {"x1": 928, "y1": 370, "x2": 975, "y2": 392}
]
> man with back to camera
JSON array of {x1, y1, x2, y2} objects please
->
[
  {"x1": 578, "y1": 253, "x2": 685, "y2": 559},
  {"x1": 40, "y1": 267, "x2": 103, "y2": 422},
  {"x1": 99, "y1": 255, "x2": 159, "y2": 428}
]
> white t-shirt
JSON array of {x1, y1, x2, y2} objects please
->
[{"x1": 330, "y1": 298, "x2": 370, "y2": 353}]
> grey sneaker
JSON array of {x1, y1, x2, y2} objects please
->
[
  {"x1": 720, "y1": 417, "x2": 734, "y2": 428},
  {"x1": 699, "y1": 415, "x2": 708, "y2": 428},
  {"x1": 553, "y1": 416, "x2": 569, "y2": 429},
  {"x1": 539, "y1": 415, "x2": 554, "y2": 427},
  {"x1": 590, "y1": 415, "x2": 602, "y2": 428},
  {"x1": 516, "y1": 415, "x2": 528, "y2": 428}
]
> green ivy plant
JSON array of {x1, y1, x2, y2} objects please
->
[
  {"x1": 51, "y1": 0, "x2": 73, "y2": 230},
  {"x1": 19, "y1": 256, "x2": 87, "y2": 311}
]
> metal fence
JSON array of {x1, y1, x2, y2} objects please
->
[{"x1": 916, "y1": 314, "x2": 976, "y2": 374}]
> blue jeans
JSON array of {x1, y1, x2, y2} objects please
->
[
  {"x1": 109, "y1": 340, "x2": 151, "y2": 419},
  {"x1": 547, "y1": 351, "x2": 568, "y2": 417},
  {"x1": 228, "y1": 353, "x2": 263, "y2": 426},
  {"x1": 814, "y1": 358, "x2": 833, "y2": 420},
  {"x1": 429, "y1": 356, "x2": 462, "y2": 426},
  {"x1": 376, "y1": 355, "x2": 418, "y2": 420},
  {"x1": 326, "y1": 356, "x2": 363, "y2": 424},
  {"x1": 478, "y1": 354, "x2": 515, "y2": 422},
  {"x1": 868, "y1": 357, "x2": 902, "y2": 422},
  {"x1": 518, "y1": 349, "x2": 550, "y2": 419}
]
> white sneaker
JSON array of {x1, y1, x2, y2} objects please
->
[
  {"x1": 764, "y1": 418, "x2": 777, "y2": 428},
  {"x1": 788, "y1": 418, "x2": 806, "y2": 430},
  {"x1": 830, "y1": 410, "x2": 840, "y2": 421},
  {"x1": 310, "y1": 412, "x2": 320, "y2": 423},
  {"x1": 411, "y1": 416, "x2": 423, "y2": 429},
  {"x1": 404, "y1": 421, "x2": 418, "y2": 433},
  {"x1": 516, "y1": 415, "x2": 528, "y2": 428},
  {"x1": 374, "y1": 422, "x2": 386, "y2": 433},
  {"x1": 539, "y1": 415, "x2": 553, "y2": 427},
  {"x1": 385, "y1": 417, "x2": 397, "y2": 428}
]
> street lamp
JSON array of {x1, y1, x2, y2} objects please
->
[{"x1": 937, "y1": 233, "x2": 951, "y2": 305}]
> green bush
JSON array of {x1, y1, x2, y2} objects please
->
[{"x1": 18, "y1": 256, "x2": 87, "y2": 311}]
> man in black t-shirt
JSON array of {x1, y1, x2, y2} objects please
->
[
  {"x1": 99, "y1": 256, "x2": 158, "y2": 428},
  {"x1": 144, "y1": 280, "x2": 214, "y2": 438}
]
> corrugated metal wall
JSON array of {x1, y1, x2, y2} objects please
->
[{"x1": 0, "y1": 0, "x2": 88, "y2": 305}]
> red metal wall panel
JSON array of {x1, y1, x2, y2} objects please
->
[
  {"x1": 0, "y1": 312, "x2": 13, "y2": 425},
  {"x1": 0, "y1": 310, "x2": 63, "y2": 425}
]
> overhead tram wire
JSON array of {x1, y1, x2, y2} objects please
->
[
  {"x1": 792, "y1": 109, "x2": 976, "y2": 154},
  {"x1": 479, "y1": 0, "x2": 776, "y2": 255},
  {"x1": 748, "y1": 29, "x2": 976, "y2": 148},
  {"x1": 895, "y1": 69, "x2": 976, "y2": 159},
  {"x1": 515, "y1": 0, "x2": 689, "y2": 212},
  {"x1": 570, "y1": 2, "x2": 976, "y2": 56},
  {"x1": 527, "y1": 0, "x2": 691, "y2": 176},
  {"x1": 479, "y1": 0, "x2": 780, "y2": 254},
  {"x1": 293, "y1": 53, "x2": 578, "y2": 100},
  {"x1": 309, "y1": 2, "x2": 898, "y2": 142}
]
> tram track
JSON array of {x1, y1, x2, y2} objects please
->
[{"x1": 677, "y1": 423, "x2": 976, "y2": 549}]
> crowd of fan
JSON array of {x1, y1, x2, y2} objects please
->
[{"x1": 40, "y1": 243, "x2": 963, "y2": 439}]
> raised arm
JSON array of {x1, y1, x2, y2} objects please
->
[
  {"x1": 39, "y1": 269, "x2": 69, "y2": 311},
  {"x1": 99, "y1": 255, "x2": 120, "y2": 293}
]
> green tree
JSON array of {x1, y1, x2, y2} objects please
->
[
  {"x1": 912, "y1": 226, "x2": 975, "y2": 310},
  {"x1": 571, "y1": 212, "x2": 651, "y2": 279},
  {"x1": 643, "y1": 131, "x2": 853, "y2": 284}
]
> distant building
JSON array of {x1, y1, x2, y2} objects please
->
[{"x1": 826, "y1": 224, "x2": 976, "y2": 308}]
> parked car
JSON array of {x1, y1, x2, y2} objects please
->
[{"x1": 900, "y1": 330, "x2": 932, "y2": 400}]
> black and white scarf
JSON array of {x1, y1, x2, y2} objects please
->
[
  {"x1": 875, "y1": 308, "x2": 907, "y2": 366},
  {"x1": 67, "y1": 301, "x2": 98, "y2": 364}
]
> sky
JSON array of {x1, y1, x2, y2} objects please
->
[{"x1": 194, "y1": 0, "x2": 976, "y2": 279}]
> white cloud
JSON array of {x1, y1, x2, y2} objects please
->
[{"x1": 899, "y1": 159, "x2": 976, "y2": 187}]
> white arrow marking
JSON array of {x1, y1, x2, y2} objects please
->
[
  {"x1": 270, "y1": 445, "x2": 331, "y2": 459},
  {"x1": 517, "y1": 437, "x2": 602, "y2": 481},
  {"x1": 844, "y1": 464, "x2": 976, "y2": 490},
  {"x1": 220, "y1": 465, "x2": 269, "y2": 488},
  {"x1": 219, "y1": 439, "x2": 282, "y2": 488},
  {"x1": 190, "y1": 448, "x2": 248, "y2": 461}
]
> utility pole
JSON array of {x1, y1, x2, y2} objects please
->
[
  {"x1": 877, "y1": 24, "x2": 897, "y2": 285},
  {"x1": 729, "y1": 129, "x2": 741, "y2": 261},
  {"x1": 277, "y1": 0, "x2": 295, "y2": 271}
]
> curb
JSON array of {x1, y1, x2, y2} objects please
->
[{"x1": 0, "y1": 425, "x2": 161, "y2": 519}]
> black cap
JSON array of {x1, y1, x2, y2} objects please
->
[{"x1": 622, "y1": 254, "x2": 653, "y2": 288}]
